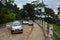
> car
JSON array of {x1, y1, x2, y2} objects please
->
[
  {"x1": 11, "y1": 21, "x2": 23, "y2": 34},
  {"x1": 28, "y1": 20, "x2": 33, "y2": 26},
  {"x1": 22, "y1": 20, "x2": 29, "y2": 24}
]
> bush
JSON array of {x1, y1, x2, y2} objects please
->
[{"x1": 44, "y1": 18, "x2": 60, "y2": 26}]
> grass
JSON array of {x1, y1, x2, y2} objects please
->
[
  {"x1": 53, "y1": 24, "x2": 60, "y2": 40},
  {"x1": 47, "y1": 23, "x2": 60, "y2": 40},
  {"x1": 54, "y1": 33, "x2": 60, "y2": 40},
  {"x1": 53, "y1": 24, "x2": 60, "y2": 36}
]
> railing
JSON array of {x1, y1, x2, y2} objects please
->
[
  {"x1": 53, "y1": 31, "x2": 60, "y2": 40},
  {"x1": 35, "y1": 19, "x2": 54, "y2": 40},
  {"x1": 37, "y1": 19, "x2": 60, "y2": 40}
]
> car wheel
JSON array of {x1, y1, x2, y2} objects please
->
[{"x1": 21, "y1": 29, "x2": 23, "y2": 33}]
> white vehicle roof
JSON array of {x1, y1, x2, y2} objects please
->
[
  {"x1": 12, "y1": 21, "x2": 21, "y2": 25},
  {"x1": 29, "y1": 20, "x2": 33, "y2": 23},
  {"x1": 23, "y1": 20, "x2": 29, "y2": 23},
  {"x1": 13, "y1": 21, "x2": 20, "y2": 23}
]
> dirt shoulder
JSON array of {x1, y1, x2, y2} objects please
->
[
  {"x1": 28, "y1": 23, "x2": 45, "y2": 40},
  {"x1": 0, "y1": 25, "x2": 32, "y2": 40},
  {"x1": 0, "y1": 23, "x2": 45, "y2": 40}
]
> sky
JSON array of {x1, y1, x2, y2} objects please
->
[{"x1": 14, "y1": 0, "x2": 60, "y2": 14}]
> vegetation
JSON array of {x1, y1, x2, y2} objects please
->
[
  {"x1": 45, "y1": 7, "x2": 56, "y2": 17},
  {"x1": 0, "y1": 2, "x2": 17, "y2": 24},
  {"x1": 0, "y1": 0, "x2": 60, "y2": 40},
  {"x1": 47, "y1": 23, "x2": 60, "y2": 40},
  {"x1": 0, "y1": 0, "x2": 57, "y2": 24},
  {"x1": 53, "y1": 24, "x2": 60, "y2": 35},
  {"x1": 23, "y1": 3, "x2": 35, "y2": 20}
]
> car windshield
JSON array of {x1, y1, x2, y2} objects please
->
[
  {"x1": 29, "y1": 20, "x2": 32, "y2": 22},
  {"x1": 13, "y1": 23, "x2": 20, "y2": 26}
]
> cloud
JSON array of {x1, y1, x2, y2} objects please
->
[
  {"x1": 15, "y1": 0, "x2": 60, "y2": 10},
  {"x1": 43, "y1": 0, "x2": 60, "y2": 10},
  {"x1": 15, "y1": 0, "x2": 41, "y2": 8}
]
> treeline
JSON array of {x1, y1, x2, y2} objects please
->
[
  {"x1": 0, "y1": 1, "x2": 59, "y2": 25},
  {"x1": 0, "y1": 2, "x2": 36, "y2": 24},
  {"x1": 0, "y1": 2, "x2": 20, "y2": 24}
]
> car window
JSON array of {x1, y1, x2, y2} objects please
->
[{"x1": 13, "y1": 23, "x2": 20, "y2": 26}]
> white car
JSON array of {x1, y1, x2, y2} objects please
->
[
  {"x1": 23, "y1": 20, "x2": 29, "y2": 24},
  {"x1": 23, "y1": 20, "x2": 33, "y2": 25},
  {"x1": 11, "y1": 21, "x2": 23, "y2": 34},
  {"x1": 28, "y1": 20, "x2": 33, "y2": 25}
]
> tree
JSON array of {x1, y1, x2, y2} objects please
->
[
  {"x1": 4, "y1": 11, "x2": 16, "y2": 21},
  {"x1": 19, "y1": 9, "x2": 27, "y2": 19},
  {"x1": 0, "y1": 2, "x2": 16, "y2": 23},
  {"x1": 57, "y1": 6, "x2": 60, "y2": 15},
  {"x1": 45, "y1": 7, "x2": 55, "y2": 17},
  {"x1": 23, "y1": 3, "x2": 35, "y2": 20},
  {"x1": 8, "y1": 0, "x2": 14, "y2": 4},
  {"x1": 6, "y1": 2, "x2": 21, "y2": 20}
]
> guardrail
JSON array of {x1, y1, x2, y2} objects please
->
[
  {"x1": 53, "y1": 30, "x2": 60, "y2": 40},
  {"x1": 36, "y1": 19, "x2": 60, "y2": 40}
]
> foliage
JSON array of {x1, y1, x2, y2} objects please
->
[
  {"x1": 47, "y1": 23, "x2": 60, "y2": 40},
  {"x1": 45, "y1": 17, "x2": 60, "y2": 26},
  {"x1": 4, "y1": 11, "x2": 16, "y2": 20},
  {"x1": 0, "y1": 2, "x2": 16, "y2": 24},
  {"x1": 45, "y1": 7, "x2": 55, "y2": 17},
  {"x1": 38, "y1": 3, "x2": 46, "y2": 7},
  {"x1": 0, "y1": 1, "x2": 59, "y2": 24},
  {"x1": 23, "y1": 3, "x2": 35, "y2": 20},
  {"x1": 53, "y1": 24, "x2": 60, "y2": 35}
]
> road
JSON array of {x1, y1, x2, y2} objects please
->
[
  {"x1": 28, "y1": 23, "x2": 45, "y2": 40},
  {"x1": 0, "y1": 23, "x2": 45, "y2": 40}
]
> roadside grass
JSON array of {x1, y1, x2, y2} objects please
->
[
  {"x1": 53, "y1": 24, "x2": 60, "y2": 36},
  {"x1": 54, "y1": 33, "x2": 60, "y2": 40},
  {"x1": 53, "y1": 24, "x2": 60, "y2": 40},
  {"x1": 47, "y1": 23, "x2": 60, "y2": 40}
]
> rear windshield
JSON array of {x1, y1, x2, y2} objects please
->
[{"x1": 13, "y1": 23, "x2": 20, "y2": 26}]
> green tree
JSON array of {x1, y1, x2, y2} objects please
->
[
  {"x1": 6, "y1": 2, "x2": 21, "y2": 20},
  {"x1": 0, "y1": 2, "x2": 16, "y2": 23},
  {"x1": 23, "y1": 3, "x2": 35, "y2": 20},
  {"x1": 4, "y1": 11, "x2": 16, "y2": 21},
  {"x1": 45, "y1": 7, "x2": 55, "y2": 17},
  {"x1": 19, "y1": 9, "x2": 26, "y2": 19}
]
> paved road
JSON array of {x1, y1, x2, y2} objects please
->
[{"x1": 0, "y1": 23, "x2": 45, "y2": 40}]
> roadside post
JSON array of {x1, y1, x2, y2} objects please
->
[{"x1": 48, "y1": 25, "x2": 53, "y2": 40}]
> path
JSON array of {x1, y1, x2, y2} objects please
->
[{"x1": 28, "y1": 23, "x2": 45, "y2": 40}]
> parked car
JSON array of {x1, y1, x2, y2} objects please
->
[
  {"x1": 23, "y1": 20, "x2": 33, "y2": 26},
  {"x1": 23, "y1": 20, "x2": 29, "y2": 24},
  {"x1": 11, "y1": 21, "x2": 23, "y2": 34},
  {"x1": 28, "y1": 20, "x2": 33, "y2": 26}
]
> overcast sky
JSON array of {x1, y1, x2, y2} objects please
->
[{"x1": 14, "y1": 0, "x2": 60, "y2": 14}]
